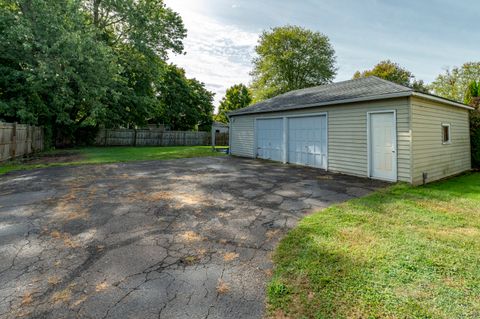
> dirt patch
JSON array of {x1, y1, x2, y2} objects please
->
[
  {"x1": 179, "y1": 231, "x2": 203, "y2": 242},
  {"x1": 216, "y1": 279, "x2": 230, "y2": 294},
  {"x1": 223, "y1": 252, "x2": 239, "y2": 262},
  {"x1": 25, "y1": 151, "x2": 84, "y2": 165}
]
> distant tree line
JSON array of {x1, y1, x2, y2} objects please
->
[{"x1": 0, "y1": 0, "x2": 214, "y2": 146}]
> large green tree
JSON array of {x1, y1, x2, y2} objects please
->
[
  {"x1": 250, "y1": 25, "x2": 336, "y2": 102},
  {"x1": 0, "y1": 0, "x2": 119, "y2": 144},
  {"x1": 215, "y1": 84, "x2": 251, "y2": 123},
  {"x1": 353, "y1": 60, "x2": 429, "y2": 92},
  {"x1": 82, "y1": 0, "x2": 186, "y2": 58},
  {"x1": 80, "y1": 0, "x2": 187, "y2": 130},
  {"x1": 430, "y1": 62, "x2": 480, "y2": 103},
  {"x1": 154, "y1": 64, "x2": 214, "y2": 131},
  {"x1": 0, "y1": 0, "x2": 199, "y2": 145}
]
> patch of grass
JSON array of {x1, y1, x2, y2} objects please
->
[
  {"x1": 0, "y1": 146, "x2": 225, "y2": 175},
  {"x1": 267, "y1": 173, "x2": 480, "y2": 318}
]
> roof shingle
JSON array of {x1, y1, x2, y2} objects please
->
[{"x1": 229, "y1": 76, "x2": 413, "y2": 116}]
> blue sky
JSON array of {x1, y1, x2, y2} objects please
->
[{"x1": 165, "y1": 0, "x2": 479, "y2": 107}]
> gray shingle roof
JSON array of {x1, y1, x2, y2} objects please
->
[{"x1": 229, "y1": 76, "x2": 414, "y2": 116}]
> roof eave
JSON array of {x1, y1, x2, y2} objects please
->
[{"x1": 411, "y1": 92, "x2": 474, "y2": 110}]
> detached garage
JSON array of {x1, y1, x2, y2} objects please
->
[{"x1": 228, "y1": 76, "x2": 473, "y2": 185}]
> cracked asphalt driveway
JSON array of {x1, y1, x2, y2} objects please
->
[{"x1": 0, "y1": 156, "x2": 387, "y2": 319}]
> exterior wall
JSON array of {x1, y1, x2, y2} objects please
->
[
  {"x1": 230, "y1": 97, "x2": 412, "y2": 182},
  {"x1": 411, "y1": 96, "x2": 471, "y2": 185}
]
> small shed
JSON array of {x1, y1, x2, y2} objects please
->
[
  {"x1": 211, "y1": 121, "x2": 229, "y2": 151},
  {"x1": 212, "y1": 121, "x2": 229, "y2": 134},
  {"x1": 228, "y1": 77, "x2": 472, "y2": 185}
]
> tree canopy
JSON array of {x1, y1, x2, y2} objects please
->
[
  {"x1": 353, "y1": 60, "x2": 429, "y2": 92},
  {"x1": 154, "y1": 65, "x2": 214, "y2": 131},
  {"x1": 250, "y1": 25, "x2": 336, "y2": 103},
  {"x1": 0, "y1": 0, "x2": 213, "y2": 146},
  {"x1": 430, "y1": 62, "x2": 480, "y2": 103},
  {"x1": 215, "y1": 84, "x2": 252, "y2": 124}
]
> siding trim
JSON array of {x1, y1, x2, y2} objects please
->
[{"x1": 367, "y1": 110, "x2": 398, "y2": 182}]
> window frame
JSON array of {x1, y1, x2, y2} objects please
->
[{"x1": 441, "y1": 123, "x2": 451, "y2": 144}]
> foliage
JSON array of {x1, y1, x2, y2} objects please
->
[
  {"x1": 82, "y1": 0, "x2": 186, "y2": 59},
  {"x1": 0, "y1": 0, "x2": 119, "y2": 146},
  {"x1": 250, "y1": 25, "x2": 336, "y2": 103},
  {"x1": 353, "y1": 60, "x2": 429, "y2": 92},
  {"x1": 0, "y1": 146, "x2": 225, "y2": 175},
  {"x1": 465, "y1": 80, "x2": 480, "y2": 167},
  {"x1": 0, "y1": 0, "x2": 213, "y2": 146},
  {"x1": 430, "y1": 62, "x2": 480, "y2": 102},
  {"x1": 431, "y1": 64, "x2": 480, "y2": 168},
  {"x1": 215, "y1": 84, "x2": 252, "y2": 123},
  {"x1": 268, "y1": 173, "x2": 480, "y2": 318},
  {"x1": 155, "y1": 64, "x2": 214, "y2": 131}
]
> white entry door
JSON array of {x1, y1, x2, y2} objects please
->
[
  {"x1": 288, "y1": 115, "x2": 327, "y2": 169},
  {"x1": 369, "y1": 111, "x2": 397, "y2": 181},
  {"x1": 256, "y1": 118, "x2": 284, "y2": 162}
]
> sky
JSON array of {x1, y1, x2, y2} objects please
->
[{"x1": 165, "y1": 0, "x2": 479, "y2": 108}]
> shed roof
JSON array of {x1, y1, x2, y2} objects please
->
[
  {"x1": 229, "y1": 76, "x2": 472, "y2": 116},
  {"x1": 212, "y1": 121, "x2": 228, "y2": 127}
]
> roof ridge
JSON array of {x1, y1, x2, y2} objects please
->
[{"x1": 367, "y1": 76, "x2": 414, "y2": 91}]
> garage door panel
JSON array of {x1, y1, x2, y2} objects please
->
[
  {"x1": 256, "y1": 118, "x2": 284, "y2": 162},
  {"x1": 287, "y1": 115, "x2": 327, "y2": 169}
]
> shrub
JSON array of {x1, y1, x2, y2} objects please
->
[{"x1": 471, "y1": 108, "x2": 480, "y2": 168}]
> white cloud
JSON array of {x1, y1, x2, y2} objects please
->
[{"x1": 166, "y1": 4, "x2": 258, "y2": 110}]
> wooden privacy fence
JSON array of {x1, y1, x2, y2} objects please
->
[
  {"x1": 0, "y1": 122, "x2": 44, "y2": 161},
  {"x1": 95, "y1": 129, "x2": 229, "y2": 147}
]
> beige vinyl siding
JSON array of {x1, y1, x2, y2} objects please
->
[
  {"x1": 411, "y1": 96, "x2": 471, "y2": 185},
  {"x1": 230, "y1": 97, "x2": 411, "y2": 182}
]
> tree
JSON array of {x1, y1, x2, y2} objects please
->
[
  {"x1": 82, "y1": 0, "x2": 185, "y2": 58},
  {"x1": 0, "y1": 0, "x2": 119, "y2": 145},
  {"x1": 0, "y1": 0, "x2": 188, "y2": 146},
  {"x1": 80, "y1": 0, "x2": 187, "y2": 129},
  {"x1": 465, "y1": 80, "x2": 480, "y2": 168},
  {"x1": 215, "y1": 84, "x2": 252, "y2": 123},
  {"x1": 430, "y1": 62, "x2": 480, "y2": 103},
  {"x1": 154, "y1": 64, "x2": 214, "y2": 131},
  {"x1": 353, "y1": 60, "x2": 429, "y2": 92},
  {"x1": 250, "y1": 25, "x2": 336, "y2": 102}
]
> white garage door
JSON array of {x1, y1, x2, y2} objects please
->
[
  {"x1": 288, "y1": 115, "x2": 327, "y2": 169},
  {"x1": 256, "y1": 118, "x2": 284, "y2": 162}
]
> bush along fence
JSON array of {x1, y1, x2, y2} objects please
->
[
  {"x1": 95, "y1": 128, "x2": 229, "y2": 147},
  {"x1": 0, "y1": 122, "x2": 44, "y2": 161}
]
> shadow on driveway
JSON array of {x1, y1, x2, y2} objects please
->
[{"x1": 0, "y1": 156, "x2": 387, "y2": 319}]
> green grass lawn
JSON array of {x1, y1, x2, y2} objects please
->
[
  {"x1": 268, "y1": 173, "x2": 480, "y2": 318},
  {"x1": 0, "y1": 146, "x2": 225, "y2": 175}
]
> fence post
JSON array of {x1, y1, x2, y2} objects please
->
[
  {"x1": 26, "y1": 125, "x2": 30, "y2": 155},
  {"x1": 10, "y1": 122, "x2": 17, "y2": 159},
  {"x1": 133, "y1": 128, "x2": 137, "y2": 146},
  {"x1": 104, "y1": 128, "x2": 108, "y2": 146}
]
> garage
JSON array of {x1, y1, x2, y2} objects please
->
[{"x1": 229, "y1": 76, "x2": 472, "y2": 184}]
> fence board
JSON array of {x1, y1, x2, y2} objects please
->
[{"x1": 0, "y1": 122, "x2": 44, "y2": 161}]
